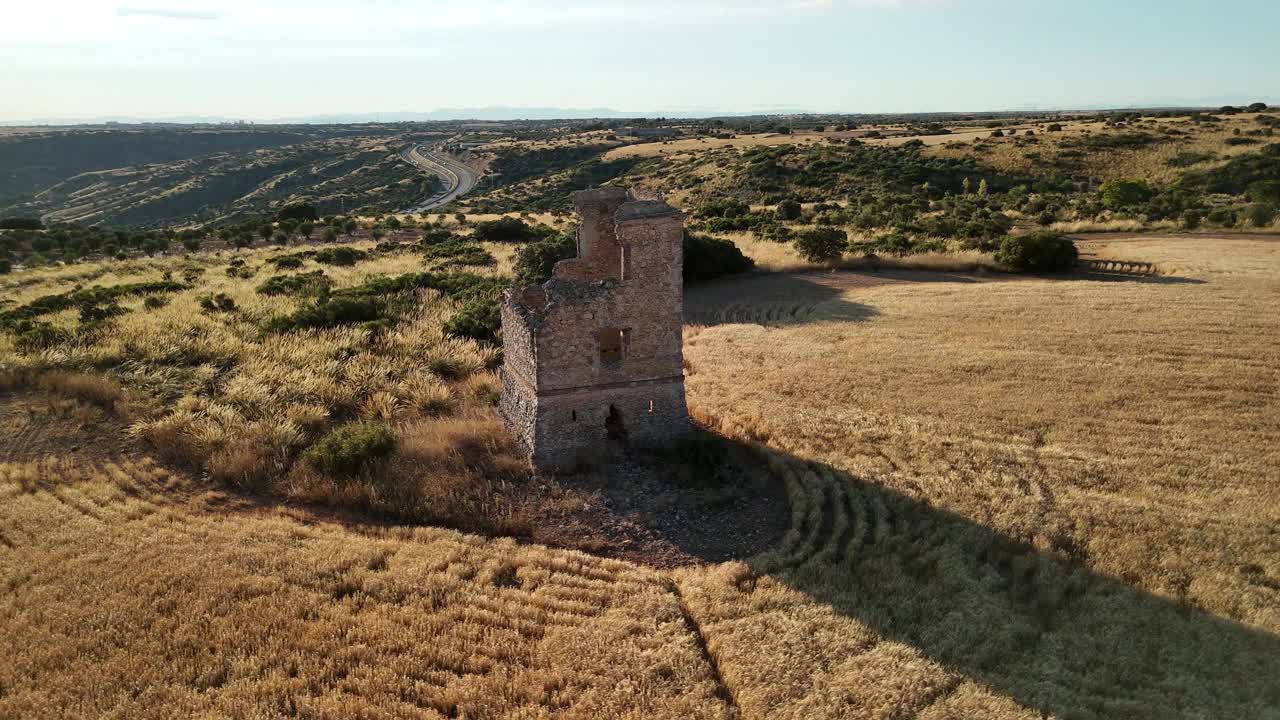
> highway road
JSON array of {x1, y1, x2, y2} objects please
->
[{"x1": 399, "y1": 144, "x2": 479, "y2": 213}]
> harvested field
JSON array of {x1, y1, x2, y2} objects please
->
[{"x1": 2, "y1": 235, "x2": 1278, "y2": 719}]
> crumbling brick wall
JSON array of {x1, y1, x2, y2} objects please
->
[{"x1": 499, "y1": 187, "x2": 690, "y2": 468}]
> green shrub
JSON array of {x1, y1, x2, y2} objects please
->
[
  {"x1": 313, "y1": 247, "x2": 368, "y2": 266},
  {"x1": 793, "y1": 227, "x2": 848, "y2": 263},
  {"x1": 1181, "y1": 209, "x2": 1203, "y2": 229},
  {"x1": 263, "y1": 271, "x2": 507, "y2": 334},
  {"x1": 754, "y1": 223, "x2": 792, "y2": 243},
  {"x1": 443, "y1": 298, "x2": 501, "y2": 344},
  {"x1": 683, "y1": 232, "x2": 754, "y2": 282},
  {"x1": 471, "y1": 217, "x2": 547, "y2": 243},
  {"x1": 776, "y1": 199, "x2": 802, "y2": 221},
  {"x1": 420, "y1": 227, "x2": 456, "y2": 246},
  {"x1": 199, "y1": 293, "x2": 237, "y2": 313},
  {"x1": 266, "y1": 296, "x2": 385, "y2": 333},
  {"x1": 12, "y1": 320, "x2": 71, "y2": 352},
  {"x1": 1206, "y1": 208, "x2": 1238, "y2": 227},
  {"x1": 424, "y1": 240, "x2": 497, "y2": 267},
  {"x1": 513, "y1": 230, "x2": 576, "y2": 286},
  {"x1": 78, "y1": 301, "x2": 127, "y2": 324},
  {"x1": 143, "y1": 295, "x2": 169, "y2": 310},
  {"x1": 276, "y1": 203, "x2": 318, "y2": 222},
  {"x1": 859, "y1": 232, "x2": 912, "y2": 256},
  {"x1": 0, "y1": 259, "x2": 10, "y2": 275},
  {"x1": 1247, "y1": 180, "x2": 1280, "y2": 203},
  {"x1": 995, "y1": 232, "x2": 1078, "y2": 273},
  {"x1": 271, "y1": 255, "x2": 305, "y2": 269},
  {"x1": 0, "y1": 280, "x2": 184, "y2": 326},
  {"x1": 1101, "y1": 180, "x2": 1154, "y2": 209},
  {"x1": 302, "y1": 423, "x2": 397, "y2": 477},
  {"x1": 257, "y1": 270, "x2": 333, "y2": 297},
  {"x1": 1245, "y1": 203, "x2": 1277, "y2": 227},
  {"x1": 856, "y1": 232, "x2": 945, "y2": 256},
  {"x1": 697, "y1": 200, "x2": 751, "y2": 219}
]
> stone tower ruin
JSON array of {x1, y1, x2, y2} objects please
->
[{"x1": 499, "y1": 187, "x2": 690, "y2": 468}]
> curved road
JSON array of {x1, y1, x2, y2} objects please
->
[{"x1": 399, "y1": 144, "x2": 479, "y2": 213}]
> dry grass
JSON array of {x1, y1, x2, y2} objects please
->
[
  {"x1": 2, "y1": 235, "x2": 1278, "y2": 718},
  {"x1": 0, "y1": 242, "x2": 539, "y2": 529},
  {"x1": 604, "y1": 132, "x2": 832, "y2": 160},
  {"x1": 928, "y1": 114, "x2": 1272, "y2": 183}
]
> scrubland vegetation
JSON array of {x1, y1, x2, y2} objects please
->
[{"x1": 2, "y1": 108, "x2": 1279, "y2": 719}]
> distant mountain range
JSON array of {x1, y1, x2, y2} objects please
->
[
  {"x1": 3, "y1": 98, "x2": 1274, "y2": 126},
  {"x1": 0, "y1": 106, "x2": 815, "y2": 127}
]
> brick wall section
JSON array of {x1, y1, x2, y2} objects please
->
[{"x1": 499, "y1": 187, "x2": 691, "y2": 468}]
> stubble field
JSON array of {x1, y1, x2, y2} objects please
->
[{"x1": 2, "y1": 235, "x2": 1278, "y2": 718}]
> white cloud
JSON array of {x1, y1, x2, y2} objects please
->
[{"x1": 117, "y1": 6, "x2": 222, "y2": 21}]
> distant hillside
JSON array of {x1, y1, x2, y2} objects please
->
[
  {"x1": 0, "y1": 129, "x2": 313, "y2": 207},
  {"x1": 0, "y1": 126, "x2": 426, "y2": 226}
]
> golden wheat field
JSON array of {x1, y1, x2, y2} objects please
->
[{"x1": 2, "y1": 235, "x2": 1279, "y2": 719}]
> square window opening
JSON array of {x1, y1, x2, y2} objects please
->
[{"x1": 598, "y1": 327, "x2": 627, "y2": 364}]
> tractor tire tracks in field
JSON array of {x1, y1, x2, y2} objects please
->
[{"x1": 665, "y1": 578, "x2": 742, "y2": 718}]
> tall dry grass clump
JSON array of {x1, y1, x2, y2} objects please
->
[{"x1": 0, "y1": 243, "x2": 530, "y2": 527}]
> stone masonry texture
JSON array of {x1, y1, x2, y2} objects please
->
[{"x1": 499, "y1": 187, "x2": 691, "y2": 468}]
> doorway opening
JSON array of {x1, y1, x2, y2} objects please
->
[{"x1": 605, "y1": 404, "x2": 627, "y2": 443}]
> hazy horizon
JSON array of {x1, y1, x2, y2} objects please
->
[{"x1": 4, "y1": 0, "x2": 1278, "y2": 123}]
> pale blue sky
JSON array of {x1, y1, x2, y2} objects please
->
[{"x1": 3, "y1": 0, "x2": 1277, "y2": 121}]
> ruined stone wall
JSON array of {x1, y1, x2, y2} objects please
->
[
  {"x1": 499, "y1": 188, "x2": 691, "y2": 468},
  {"x1": 530, "y1": 381, "x2": 689, "y2": 468},
  {"x1": 498, "y1": 291, "x2": 539, "y2": 456},
  {"x1": 535, "y1": 213, "x2": 684, "y2": 392},
  {"x1": 570, "y1": 187, "x2": 627, "y2": 280}
]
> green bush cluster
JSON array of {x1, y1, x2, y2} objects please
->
[
  {"x1": 199, "y1": 293, "x2": 238, "y2": 313},
  {"x1": 313, "y1": 246, "x2": 369, "y2": 266},
  {"x1": 683, "y1": 232, "x2": 755, "y2": 283},
  {"x1": 994, "y1": 232, "x2": 1078, "y2": 273},
  {"x1": 700, "y1": 211, "x2": 778, "y2": 234},
  {"x1": 0, "y1": 280, "x2": 185, "y2": 327},
  {"x1": 443, "y1": 299, "x2": 502, "y2": 345},
  {"x1": 794, "y1": 227, "x2": 848, "y2": 263},
  {"x1": 424, "y1": 239, "x2": 496, "y2": 267},
  {"x1": 1245, "y1": 203, "x2": 1277, "y2": 227},
  {"x1": 471, "y1": 217, "x2": 552, "y2": 243},
  {"x1": 696, "y1": 199, "x2": 751, "y2": 219},
  {"x1": 265, "y1": 271, "x2": 507, "y2": 335},
  {"x1": 12, "y1": 319, "x2": 71, "y2": 352},
  {"x1": 776, "y1": 199, "x2": 802, "y2": 220},
  {"x1": 513, "y1": 230, "x2": 576, "y2": 286},
  {"x1": 269, "y1": 255, "x2": 305, "y2": 269},
  {"x1": 855, "y1": 233, "x2": 945, "y2": 256},
  {"x1": 257, "y1": 270, "x2": 333, "y2": 297},
  {"x1": 302, "y1": 423, "x2": 398, "y2": 477},
  {"x1": 1101, "y1": 180, "x2": 1154, "y2": 209}
]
